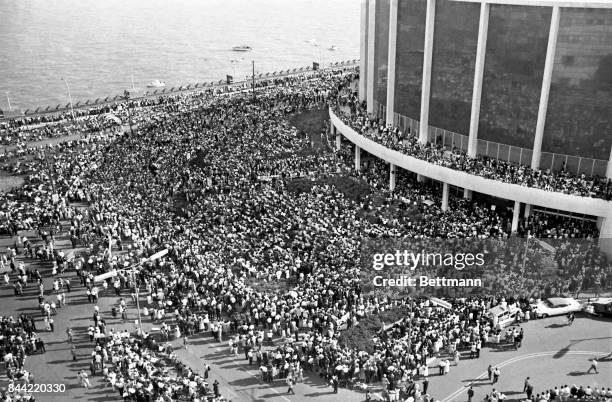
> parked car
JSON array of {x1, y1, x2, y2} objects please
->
[
  {"x1": 531, "y1": 297, "x2": 582, "y2": 318},
  {"x1": 585, "y1": 298, "x2": 612, "y2": 317},
  {"x1": 487, "y1": 304, "x2": 521, "y2": 328}
]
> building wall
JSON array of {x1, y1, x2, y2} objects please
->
[
  {"x1": 478, "y1": 5, "x2": 551, "y2": 149},
  {"x1": 393, "y1": 0, "x2": 427, "y2": 123},
  {"x1": 371, "y1": 0, "x2": 612, "y2": 163},
  {"x1": 374, "y1": 0, "x2": 390, "y2": 107},
  {"x1": 542, "y1": 7, "x2": 612, "y2": 160},
  {"x1": 429, "y1": 0, "x2": 480, "y2": 136}
]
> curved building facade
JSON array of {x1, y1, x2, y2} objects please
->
[{"x1": 361, "y1": 0, "x2": 612, "y2": 176}]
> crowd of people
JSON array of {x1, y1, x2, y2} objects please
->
[
  {"x1": 521, "y1": 378, "x2": 612, "y2": 402},
  {"x1": 0, "y1": 67, "x2": 610, "y2": 401},
  {"x1": 332, "y1": 94, "x2": 612, "y2": 200},
  {"x1": 87, "y1": 329, "x2": 224, "y2": 401},
  {"x1": 0, "y1": 314, "x2": 42, "y2": 401}
]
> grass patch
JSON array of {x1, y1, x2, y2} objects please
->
[
  {"x1": 245, "y1": 276, "x2": 292, "y2": 295},
  {"x1": 338, "y1": 306, "x2": 410, "y2": 354},
  {"x1": 190, "y1": 150, "x2": 209, "y2": 170},
  {"x1": 289, "y1": 108, "x2": 329, "y2": 150},
  {"x1": 170, "y1": 192, "x2": 189, "y2": 217},
  {"x1": 0, "y1": 171, "x2": 25, "y2": 193},
  {"x1": 322, "y1": 175, "x2": 370, "y2": 202},
  {"x1": 286, "y1": 175, "x2": 371, "y2": 202}
]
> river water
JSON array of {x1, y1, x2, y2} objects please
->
[{"x1": 0, "y1": 0, "x2": 359, "y2": 110}]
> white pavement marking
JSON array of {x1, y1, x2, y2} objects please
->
[{"x1": 441, "y1": 350, "x2": 601, "y2": 402}]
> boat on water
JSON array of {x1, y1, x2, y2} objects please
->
[
  {"x1": 328, "y1": 45, "x2": 337, "y2": 51},
  {"x1": 147, "y1": 80, "x2": 166, "y2": 88},
  {"x1": 232, "y1": 45, "x2": 252, "y2": 52}
]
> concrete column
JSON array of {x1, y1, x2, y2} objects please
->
[
  {"x1": 511, "y1": 201, "x2": 521, "y2": 234},
  {"x1": 441, "y1": 182, "x2": 449, "y2": 212},
  {"x1": 418, "y1": 0, "x2": 436, "y2": 145},
  {"x1": 366, "y1": 0, "x2": 376, "y2": 114},
  {"x1": 355, "y1": 145, "x2": 361, "y2": 171},
  {"x1": 359, "y1": 0, "x2": 369, "y2": 102},
  {"x1": 385, "y1": 0, "x2": 399, "y2": 126},
  {"x1": 606, "y1": 146, "x2": 612, "y2": 179},
  {"x1": 532, "y1": 6, "x2": 560, "y2": 169},
  {"x1": 598, "y1": 217, "x2": 612, "y2": 259},
  {"x1": 390, "y1": 163, "x2": 396, "y2": 192},
  {"x1": 524, "y1": 203, "x2": 531, "y2": 219},
  {"x1": 463, "y1": 189, "x2": 472, "y2": 200},
  {"x1": 467, "y1": 2, "x2": 490, "y2": 158}
]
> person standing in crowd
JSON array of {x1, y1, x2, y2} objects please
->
[
  {"x1": 586, "y1": 357, "x2": 598, "y2": 374},
  {"x1": 287, "y1": 375, "x2": 295, "y2": 394},
  {"x1": 71, "y1": 343, "x2": 78, "y2": 361},
  {"x1": 77, "y1": 370, "x2": 90, "y2": 393},
  {"x1": 492, "y1": 367, "x2": 500, "y2": 384},
  {"x1": 524, "y1": 377, "x2": 531, "y2": 393}
]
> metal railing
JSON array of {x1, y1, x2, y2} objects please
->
[
  {"x1": 2, "y1": 59, "x2": 360, "y2": 120},
  {"x1": 387, "y1": 112, "x2": 609, "y2": 177},
  {"x1": 393, "y1": 112, "x2": 419, "y2": 137},
  {"x1": 428, "y1": 125, "x2": 468, "y2": 152}
]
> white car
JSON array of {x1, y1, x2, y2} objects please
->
[{"x1": 531, "y1": 297, "x2": 582, "y2": 318}]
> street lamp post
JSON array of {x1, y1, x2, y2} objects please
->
[
  {"x1": 252, "y1": 60, "x2": 256, "y2": 99},
  {"x1": 93, "y1": 249, "x2": 168, "y2": 337},
  {"x1": 230, "y1": 59, "x2": 240, "y2": 80},
  {"x1": 46, "y1": 153, "x2": 56, "y2": 193},
  {"x1": 5, "y1": 92, "x2": 12, "y2": 111},
  {"x1": 61, "y1": 77, "x2": 75, "y2": 119},
  {"x1": 123, "y1": 90, "x2": 134, "y2": 136},
  {"x1": 131, "y1": 270, "x2": 145, "y2": 336}
]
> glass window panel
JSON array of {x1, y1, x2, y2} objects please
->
[
  {"x1": 429, "y1": 0, "x2": 479, "y2": 135},
  {"x1": 394, "y1": 0, "x2": 427, "y2": 121},
  {"x1": 477, "y1": 140, "x2": 488, "y2": 156},
  {"x1": 593, "y1": 160, "x2": 607, "y2": 177},
  {"x1": 374, "y1": 0, "x2": 390, "y2": 107},
  {"x1": 478, "y1": 5, "x2": 551, "y2": 149},
  {"x1": 540, "y1": 152, "x2": 554, "y2": 171},
  {"x1": 521, "y1": 149, "x2": 533, "y2": 166},
  {"x1": 550, "y1": 154, "x2": 566, "y2": 172},
  {"x1": 488, "y1": 142, "x2": 499, "y2": 159},
  {"x1": 509, "y1": 146, "x2": 522, "y2": 164},
  {"x1": 542, "y1": 8, "x2": 612, "y2": 160},
  {"x1": 565, "y1": 155, "x2": 580, "y2": 175},
  {"x1": 498, "y1": 144, "x2": 510, "y2": 161}
]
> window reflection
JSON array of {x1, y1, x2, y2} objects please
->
[
  {"x1": 394, "y1": 0, "x2": 427, "y2": 121},
  {"x1": 478, "y1": 5, "x2": 551, "y2": 149},
  {"x1": 374, "y1": 0, "x2": 390, "y2": 107},
  {"x1": 542, "y1": 8, "x2": 612, "y2": 161},
  {"x1": 429, "y1": 0, "x2": 479, "y2": 135}
]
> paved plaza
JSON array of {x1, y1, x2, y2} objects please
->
[{"x1": 0, "y1": 222, "x2": 610, "y2": 402}]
